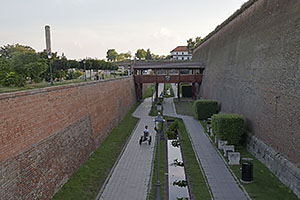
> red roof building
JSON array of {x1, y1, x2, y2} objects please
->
[{"x1": 170, "y1": 46, "x2": 192, "y2": 60}]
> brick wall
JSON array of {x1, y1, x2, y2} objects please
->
[
  {"x1": 0, "y1": 77, "x2": 136, "y2": 199},
  {"x1": 193, "y1": 0, "x2": 300, "y2": 197}
]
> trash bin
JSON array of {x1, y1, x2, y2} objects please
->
[{"x1": 241, "y1": 157, "x2": 253, "y2": 182}]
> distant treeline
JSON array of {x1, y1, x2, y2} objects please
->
[{"x1": 0, "y1": 44, "x2": 118, "y2": 87}]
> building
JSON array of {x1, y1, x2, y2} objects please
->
[{"x1": 170, "y1": 46, "x2": 192, "y2": 60}]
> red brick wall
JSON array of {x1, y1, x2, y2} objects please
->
[{"x1": 0, "y1": 77, "x2": 136, "y2": 199}]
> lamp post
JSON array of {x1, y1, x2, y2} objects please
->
[
  {"x1": 47, "y1": 53, "x2": 53, "y2": 86},
  {"x1": 83, "y1": 59, "x2": 87, "y2": 81},
  {"x1": 154, "y1": 112, "x2": 165, "y2": 200}
]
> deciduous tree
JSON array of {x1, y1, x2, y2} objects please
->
[
  {"x1": 106, "y1": 49, "x2": 118, "y2": 62},
  {"x1": 135, "y1": 49, "x2": 146, "y2": 60}
]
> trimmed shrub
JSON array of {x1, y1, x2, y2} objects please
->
[
  {"x1": 167, "y1": 120, "x2": 178, "y2": 139},
  {"x1": 211, "y1": 113, "x2": 245, "y2": 146},
  {"x1": 182, "y1": 85, "x2": 192, "y2": 97},
  {"x1": 193, "y1": 100, "x2": 218, "y2": 120}
]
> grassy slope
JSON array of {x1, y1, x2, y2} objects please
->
[{"x1": 53, "y1": 103, "x2": 140, "y2": 200}]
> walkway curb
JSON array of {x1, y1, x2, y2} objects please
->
[{"x1": 95, "y1": 118, "x2": 141, "y2": 200}]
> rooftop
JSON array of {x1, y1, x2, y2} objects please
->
[{"x1": 170, "y1": 46, "x2": 188, "y2": 52}]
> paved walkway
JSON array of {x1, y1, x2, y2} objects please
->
[
  {"x1": 163, "y1": 83, "x2": 249, "y2": 200},
  {"x1": 97, "y1": 98, "x2": 156, "y2": 200},
  {"x1": 97, "y1": 83, "x2": 249, "y2": 200}
]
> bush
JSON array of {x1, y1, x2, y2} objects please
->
[
  {"x1": 182, "y1": 85, "x2": 192, "y2": 97},
  {"x1": 156, "y1": 97, "x2": 163, "y2": 105},
  {"x1": 66, "y1": 70, "x2": 82, "y2": 80},
  {"x1": 211, "y1": 113, "x2": 245, "y2": 146},
  {"x1": 0, "y1": 71, "x2": 20, "y2": 87},
  {"x1": 167, "y1": 120, "x2": 178, "y2": 139},
  {"x1": 193, "y1": 100, "x2": 218, "y2": 120}
]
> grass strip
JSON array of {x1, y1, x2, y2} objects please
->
[
  {"x1": 53, "y1": 102, "x2": 140, "y2": 200},
  {"x1": 174, "y1": 100, "x2": 194, "y2": 116},
  {"x1": 200, "y1": 120, "x2": 298, "y2": 200},
  {"x1": 149, "y1": 135, "x2": 166, "y2": 200}
]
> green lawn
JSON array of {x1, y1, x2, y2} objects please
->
[
  {"x1": 230, "y1": 147, "x2": 298, "y2": 200},
  {"x1": 52, "y1": 103, "x2": 140, "y2": 200},
  {"x1": 149, "y1": 136, "x2": 166, "y2": 200},
  {"x1": 174, "y1": 100, "x2": 194, "y2": 116},
  {"x1": 143, "y1": 84, "x2": 155, "y2": 99},
  {"x1": 200, "y1": 121, "x2": 298, "y2": 200}
]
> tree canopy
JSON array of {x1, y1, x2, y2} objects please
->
[
  {"x1": 106, "y1": 49, "x2": 118, "y2": 62},
  {"x1": 187, "y1": 36, "x2": 202, "y2": 52},
  {"x1": 0, "y1": 44, "x2": 120, "y2": 87},
  {"x1": 0, "y1": 44, "x2": 35, "y2": 59},
  {"x1": 135, "y1": 49, "x2": 147, "y2": 60}
]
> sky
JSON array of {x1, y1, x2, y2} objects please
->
[{"x1": 0, "y1": 0, "x2": 247, "y2": 60}]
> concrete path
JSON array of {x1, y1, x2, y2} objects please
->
[
  {"x1": 97, "y1": 98, "x2": 156, "y2": 200},
  {"x1": 162, "y1": 83, "x2": 249, "y2": 200}
]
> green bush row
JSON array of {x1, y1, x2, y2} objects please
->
[
  {"x1": 193, "y1": 99, "x2": 218, "y2": 120},
  {"x1": 211, "y1": 113, "x2": 245, "y2": 146}
]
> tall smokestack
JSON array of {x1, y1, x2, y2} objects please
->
[{"x1": 45, "y1": 25, "x2": 51, "y2": 53}]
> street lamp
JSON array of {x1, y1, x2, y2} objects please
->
[
  {"x1": 154, "y1": 112, "x2": 165, "y2": 200},
  {"x1": 83, "y1": 59, "x2": 87, "y2": 81},
  {"x1": 47, "y1": 53, "x2": 53, "y2": 86}
]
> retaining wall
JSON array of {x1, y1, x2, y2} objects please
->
[
  {"x1": 193, "y1": 0, "x2": 300, "y2": 197},
  {"x1": 0, "y1": 77, "x2": 136, "y2": 199}
]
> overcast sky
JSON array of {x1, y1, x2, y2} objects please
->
[{"x1": 0, "y1": 0, "x2": 247, "y2": 60}]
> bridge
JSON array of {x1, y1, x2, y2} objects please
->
[{"x1": 130, "y1": 60, "x2": 205, "y2": 100}]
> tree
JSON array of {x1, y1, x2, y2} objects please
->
[
  {"x1": 123, "y1": 51, "x2": 132, "y2": 60},
  {"x1": 0, "y1": 44, "x2": 35, "y2": 59},
  {"x1": 11, "y1": 51, "x2": 47, "y2": 86},
  {"x1": 106, "y1": 49, "x2": 118, "y2": 62},
  {"x1": 187, "y1": 36, "x2": 202, "y2": 53},
  {"x1": 68, "y1": 59, "x2": 80, "y2": 69},
  {"x1": 135, "y1": 49, "x2": 146, "y2": 60},
  {"x1": 145, "y1": 49, "x2": 152, "y2": 60}
]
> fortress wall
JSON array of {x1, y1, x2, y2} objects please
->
[
  {"x1": 193, "y1": 0, "x2": 300, "y2": 196},
  {"x1": 0, "y1": 77, "x2": 136, "y2": 199}
]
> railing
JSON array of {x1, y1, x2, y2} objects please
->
[{"x1": 134, "y1": 74, "x2": 203, "y2": 83}]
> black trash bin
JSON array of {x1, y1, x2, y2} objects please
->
[{"x1": 241, "y1": 158, "x2": 253, "y2": 182}]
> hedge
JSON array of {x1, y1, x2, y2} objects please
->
[
  {"x1": 211, "y1": 113, "x2": 245, "y2": 146},
  {"x1": 193, "y1": 100, "x2": 218, "y2": 120},
  {"x1": 182, "y1": 85, "x2": 192, "y2": 97}
]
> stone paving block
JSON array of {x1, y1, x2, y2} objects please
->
[{"x1": 228, "y1": 152, "x2": 241, "y2": 165}]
